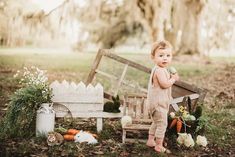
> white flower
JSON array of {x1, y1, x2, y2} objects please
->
[
  {"x1": 189, "y1": 115, "x2": 196, "y2": 121},
  {"x1": 169, "y1": 112, "x2": 175, "y2": 118},
  {"x1": 183, "y1": 114, "x2": 191, "y2": 120},
  {"x1": 196, "y1": 135, "x2": 208, "y2": 147},
  {"x1": 184, "y1": 134, "x2": 195, "y2": 147},
  {"x1": 121, "y1": 116, "x2": 132, "y2": 127},
  {"x1": 177, "y1": 133, "x2": 195, "y2": 147},
  {"x1": 177, "y1": 133, "x2": 187, "y2": 145}
]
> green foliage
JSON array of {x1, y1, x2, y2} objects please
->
[
  {"x1": 193, "y1": 106, "x2": 203, "y2": 119},
  {"x1": 0, "y1": 67, "x2": 52, "y2": 138},
  {"x1": 195, "y1": 115, "x2": 210, "y2": 132}
]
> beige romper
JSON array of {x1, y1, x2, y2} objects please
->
[{"x1": 147, "y1": 66, "x2": 173, "y2": 139}]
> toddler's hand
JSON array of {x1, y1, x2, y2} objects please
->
[{"x1": 171, "y1": 73, "x2": 179, "y2": 81}]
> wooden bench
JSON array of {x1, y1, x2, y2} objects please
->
[
  {"x1": 122, "y1": 93, "x2": 199, "y2": 143},
  {"x1": 50, "y1": 80, "x2": 122, "y2": 132}
]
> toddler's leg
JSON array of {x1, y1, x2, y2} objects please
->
[
  {"x1": 146, "y1": 111, "x2": 157, "y2": 147},
  {"x1": 154, "y1": 108, "x2": 171, "y2": 153},
  {"x1": 146, "y1": 134, "x2": 156, "y2": 147}
]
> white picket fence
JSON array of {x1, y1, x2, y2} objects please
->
[
  {"x1": 50, "y1": 80, "x2": 103, "y2": 103},
  {"x1": 50, "y1": 80, "x2": 122, "y2": 132}
]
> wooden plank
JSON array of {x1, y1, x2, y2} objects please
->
[
  {"x1": 86, "y1": 49, "x2": 103, "y2": 85},
  {"x1": 123, "y1": 124, "x2": 150, "y2": 130},
  {"x1": 55, "y1": 111, "x2": 123, "y2": 118},
  {"x1": 174, "y1": 81, "x2": 207, "y2": 103},
  {"x1": 172, "y1": 86, "x2": 194, "y2": 98},
  {"x1": 114, "y1": 64, "x2": 129, "y2": 96},
  {"x1": 123, "y1": 96, "x2": 128, "y2": 116},
  {"x1": 128, "y1": 98, "x2": 134, "y2": 117},
  {"x1": 95, "y1": 69, "x2": 117, "y2": 80},
  {"x1": 171, "y1": 94, "x2": 199, "y2": 104},
  {"x1": 132, "y1": 119, "x2": 152, "y2": 123},
  {"x1": 102, "y1": 49, "x2": 151, "y2": 73},
  {"x1": 143, "y1": 99, "x2": 149, "y2": 119},
  {"x1": 135, "y1": 99, "x2": 141, "y2": 119}
]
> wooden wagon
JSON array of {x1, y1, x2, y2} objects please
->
[{"x1": 86, "y1": 49, "x2": 207, "y2": 143}]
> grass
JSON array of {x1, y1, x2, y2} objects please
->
[
  {"x1": 205, "y1": 109, "x2": 234, "y2": 147},
  {"x1": 0, "y1": 48, "x2": 234, "y2": 156}
]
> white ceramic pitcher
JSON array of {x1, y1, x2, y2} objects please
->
[{"x1": 36, "y1": 103, "x2": 55, "y2": 137}]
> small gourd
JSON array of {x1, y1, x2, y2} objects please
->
[{"x1": 169, "y1": 66, "x2": 177, "y2": 74}]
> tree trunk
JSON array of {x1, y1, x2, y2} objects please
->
[{"x1": 165, "y1": 0, "x2": 206, "y2": 54}]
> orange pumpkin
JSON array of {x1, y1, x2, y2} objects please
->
[
  {"x1": 67, "y1": 129, "x2": 80, "y2": 135},
  {"x1": 63, "y1": 134, "x2": 75, "y2": 141}
]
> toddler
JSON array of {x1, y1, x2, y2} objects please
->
[{"x1": 146, "y1": 40, "x2": 179, "y2": 153}]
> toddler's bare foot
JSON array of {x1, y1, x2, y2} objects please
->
[
  {"x1": 154, "y1": 146, "x2": 171, "y2": 154},
  {"x1": 146, "y1": 134, "x2": 156, "y2": 147},
  {"x1": 146, "y1": 140, "x2": 156, "y2": 147}
]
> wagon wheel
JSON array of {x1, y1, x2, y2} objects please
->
[{"x1": 53, "y1": 102, "x2": 73, "y2": 118}]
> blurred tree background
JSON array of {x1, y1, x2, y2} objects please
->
[{"x1": 0, "y1": 0, "x2": 234, "y2": 55}]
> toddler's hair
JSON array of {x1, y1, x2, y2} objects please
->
[{"x1": 151, "y1": 40, "x2": 172, "y2": 57}]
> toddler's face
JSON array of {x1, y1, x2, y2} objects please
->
[{"x1": 152, "y1": 48, "x2": 172, "y2": 68}]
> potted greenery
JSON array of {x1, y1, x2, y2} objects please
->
[{"x1": 0, "y1": 66, "x2": 52, "y2": 138}]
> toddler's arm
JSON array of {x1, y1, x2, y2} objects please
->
[{"x1": 155, "y1": 68, "x2": 177, "y2": 89}]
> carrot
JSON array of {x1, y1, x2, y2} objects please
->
[
  {"x1": 176, "y1": 119, "x2": 182, "y2": 133},
  {"x1": 63, "y1": 134, "x2": 75, "y2": 141},
  {"x1": 85, "y1": 131, "x2": 98, "y2": 138},
  {"x1": 169, "y1": 118, "x2": 177, "y2": 129},
  {"x1": 92, "y1": 133, "x2": 98, "y2": 138},
  {"x1": 67, "y1": 129, "x2": 80, "y2": 135}
]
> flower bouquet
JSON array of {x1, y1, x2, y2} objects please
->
[
  {"x1": 166, "y1": 103, "x2": 209, "y2": 148},
  {"x1": 167, "y1": 102, "x2": 206, "y2": 136},
  {"x1": 168, "y1": 106, "x2": 196, "y2": 133},
  {"x1": 0, "y1": 66, "x2": 52, "y2": 138}
]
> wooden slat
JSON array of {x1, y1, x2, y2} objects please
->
[
  {"x1": 95, "y1": 69, "x2": 116, "y2": 80},
  {"x1": 86, "y1": 49, "x2": 103, "y2": 85},
  {"x1": 123, "y1": 124, "x2": 150, "y2": 130},
  {"x1": 171, "y1": 94, "x2": 199, "y2": 104},
  {"x1": 56, "y1": 111, "x2": 123, "y2": 118},
  {"x1": 128, "y1": 98, "x2": 134, "y2": 117},
  {"x1": 132, "y1": 119, "x2": 152, "y2": 123},
  {"x1": 135, "y1": 99, "x2": 141, "y2": 119},
  {"x1": 143, "y1": 99, "x2": 149, "y2": 119},
  {"x1": 102, "y1": 49, "x2": 151, "y2": 73},
  {"x1": 114, "y1": 64, "x2": 128, "y2": 96}
]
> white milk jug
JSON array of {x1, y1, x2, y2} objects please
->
[{"x1": 36, "y1": 103, "x2": 55, "y2": 137}]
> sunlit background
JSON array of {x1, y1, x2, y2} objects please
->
[{"x1": 0, "y1": 0, "x2": 234, "y2": 55}]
